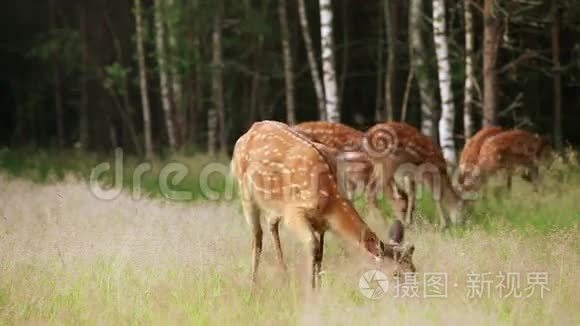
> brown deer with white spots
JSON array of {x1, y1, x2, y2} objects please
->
[
  {"x1": 364, "y1": 122, "x2": 463, "y2": 228},
  {"x1": 461, "y1": 129, "x2": 551, "y2": 193},
  {"x1": 231, "y1": 121, "x2": 416, "y2": 289},
  {"x1": 460, "y1": 126, "x2": 505, "y2": 172},
  {"x1": 293, "y1": 121, "x2": 409, "y2": 220},
  {"x1": 458, "y1": 126, "x2": 505, "y2": 192}
]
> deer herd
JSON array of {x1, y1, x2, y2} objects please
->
[{"x1": 231, "y1": 120, "x2": 550, "y2": 289}]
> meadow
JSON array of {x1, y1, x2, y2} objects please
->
[{"x1": 0, "y1": 149, "x2": 579, "y2": 325}]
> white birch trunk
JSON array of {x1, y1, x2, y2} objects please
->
[
  {"x1": 134, "y1": 0, "x2": 154, "y2": 158},
  {"x1": 432, "y1": 0, "x2": 456, "y2": 163},
  {"x1": 278, "y1": 0, "x2": 296, "y2": 125},
  {"x1": 319, "y1": 0, "x2": 339, "y2": 122},
  {"x1": 154, "y1": 0, "x2": 177, "y2": 151},
  {"x1": 297, "y1": 0, "x2": 326, "y2": 120},
  {"x1": 409, "y1": 0, "x2": 437, "y2": 141},
  {"x1": 463, "y1": 0, "x2": 475, "y2": 140}
]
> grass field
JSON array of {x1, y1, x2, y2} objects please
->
[{"x1": 0, "y1": 150, "x2": 579, "y2": 325}]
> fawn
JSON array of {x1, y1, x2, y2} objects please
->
[
  {"x1": 293, "y1": 121, "x2": 409, "y2": 220},
  {"x1": 461, "y1": 129, "x2": 551, "y2": 193},
  {"x1": 458, "y1": 126, "x2": 505, "y2": 192},
  {"x1": 363, "y1": 122, "x2": 463, "y2": 228},
  {"x1": 231, "y1": 120, "x2": 416, "y2": 289}
]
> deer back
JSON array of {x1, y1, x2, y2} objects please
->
[
  {"x1": 478, "y1": 129, "x2": 547, "y2": 173},
  {"x1": 232, "y1": 120, "x2": 336, "y2": 213},
  {"x1": 294, "y1": 121, "x2": 364, "y2": 151},
  {"x1": 364, "y1": 122, "x2": 448, "y2": 172},
  {"x1": 295, "y1": 121, "x2": 373, "y2": 187},
  {"x1": 460, "y1": 126, "x2": 504, "y2": 168}
]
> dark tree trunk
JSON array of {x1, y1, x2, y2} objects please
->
[
  {"x1": 384, "y1": 0, "x2": 399, "y2": 121},
  {"x1": 551, "y1": 0, "x2": 562, "y2": 151},
  {"x1": 79, "y1": 0, "x2": 89, "y2": 149},
  {"x1": 483, "y1": 0, "x2": 501, "y2": 126},
  {"x1": 49, "y1": 0, "x2": 64, "y2": 149},
  {"x1": 52, "y1": 61, "x2": 65, "y2": 149}
]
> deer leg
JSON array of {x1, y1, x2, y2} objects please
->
[
  {"x1": 242, "y1": 201, "x2": 262, "y2": 284},
  {"x1": 366, "y1": 181, "x2": 380, "y2": 212},
  {"x1": 436, "y1": 200, "x2": 448, "y2": 230},
  {"x1": 345, "y1": 178, "x2": 355, "y2": 201},
  {"x1": 309, "y1": 234, "x2": 321, "y2": 289},
  {"x1": 404, "y1": 177, "x2": 415, "y2": 225},
  {"x1": 365, "y1": 166, "x2": 386, "y2": 214},
  {"x1": 284, "y1": 211, "x2": 319, "y2": 289},
  {"x1": 527, "y1": 164, "x2": 541, "y2": 192},
  {"x1": 505, "y1": 168, "x2": 513, "y2": 192},
  {"x1": 269, "y1": 219, "x2": 286, "y2": 272},
  {"x1": 384, "y1": 179, "x2": 406, "y2": 221},
  {"x1": 314, "y1": 230, "x2": 325, "y2": 288}
]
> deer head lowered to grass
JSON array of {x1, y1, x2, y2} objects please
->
[
  {"x1": 459, "y1": 129, "x2": 551, "y2": 193},
  {"x1": 363, "y1": 122, "x2": 464, "y2": 228},
  {"x1": 458, "y1": 126, "x2": 505, "y2": 193},
  {"x1": 231, "y1": 120, "x2": 416, "y2": 289}
]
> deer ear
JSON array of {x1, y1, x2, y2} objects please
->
[
  {"x1": 388, "y1": 219, "x2": 405, "y2": 244},
  {"x1": 407, "y1": 244, "x2": 415, "y2": 256},
  {"x1": 392, "y1": 244, "x2": 402, "y2": 261}
]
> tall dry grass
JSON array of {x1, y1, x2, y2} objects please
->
[{"x1": 0, "y1": 174, "x2": 578, "y2": 325}]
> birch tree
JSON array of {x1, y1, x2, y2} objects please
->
[
  {"x1": 432, "y1": 0, "x2": 456, "y2": 163},
  {"x1": 278, "y1": 0, "x2": 296, "y2": 125},
  {"x1": 409, "y1": 0, "x2": 437, "y2": 141},
  {"x1": 134, "y1": 0, "x2": 153, "y2": 158},
  {"x1": 154, "y1": 0, "x2": 177, "y2": 151},
  {"x1": 297, "y1": 0, "x2": 326, "y2": 120},
  {"x1": 463, "y1": 0, "x2": 475, "y2": 140},
  {"x1": 319, "y1": 0, "x2": 339, "y2": 122}
]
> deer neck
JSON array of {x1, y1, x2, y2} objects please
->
[
  {"x1": 325, "y1": 197, "x2": 386, "y2": 259},
  {"x1": 441, "y1": 176, "x2": 464, "y2": 218}
]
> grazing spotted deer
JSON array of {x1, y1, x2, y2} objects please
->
[
  {"x1": 461, "y1": 129, "x2": 551, "y2": 193},
  {"x1": 231, "y1": 120, "x2": 415, "y2": 289},
  {"x1": 293, "y1": 121, "x2": 365, "y2": 150},
  {"x1": 458, "y1": 126, "x2": 505, "y2": 191},
  {"x1": 293, "y1": 121, "x2": 409, "y2": 220},
  {"x1": 363, "y1": 122, "x2": 463, "y2": 228}
]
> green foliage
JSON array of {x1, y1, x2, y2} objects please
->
[
  {"x1": 1, "y1": 149, "x2": 579, "y2": 233},
  {"x1": 0, "y1": 149, "x2": 232, "y2": 202},
  {"x1": 28, "y1": 29, "x2": 80, "y2": 74},
  {"x1": 103, "y1": 62, "x2": 132, "y2": 94}
]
